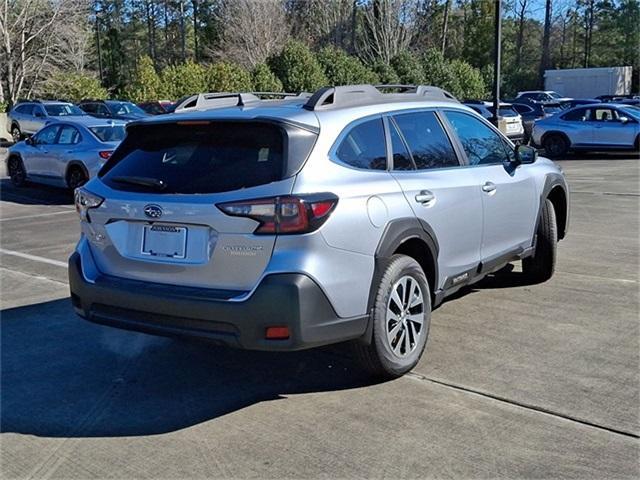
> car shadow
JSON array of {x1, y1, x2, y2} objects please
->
[
  {"x1": 553, "y1": 151, "x2": 639, "y2": 161},
  {"x1": 1, "y1": 298, "x2": 380, "y2": 438},
  {"x1": 438, "y1": 264, "x2": 534, "y2": 305},
  {"x1": 0, "y1": 178, "x2": 73, "y2": 205}
]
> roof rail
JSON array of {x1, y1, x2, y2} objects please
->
[
  {"x1": 195, "y1": 92, "x2": 261, "y2": 109},
  {"x1": 250, "y1": 92, "x2": 310, "y2": 99},
  {"x1": 303, "y1": 85, "x2": 383, "y2": 111},
  {"x1": 375, "y1": 84, "x2": 419, "y2": 92},
  {"x1": 303, "y1": 84, "x2": 459, "y2": 111}
]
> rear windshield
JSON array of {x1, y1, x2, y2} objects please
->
[
  {"x1": 100, "y1": 122, "x2": 297, "y2": 194},
  {"x1": 488, "y1": 106, "x2": 518, "y2": 117},
  {"x1": 90, "y1": 125, "x2": 126, "y2": 142}
]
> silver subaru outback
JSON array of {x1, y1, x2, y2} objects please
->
[{"x1": 69, "y1": 85, "x2": 569, "y2": 378}]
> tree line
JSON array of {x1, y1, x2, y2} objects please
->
[{"x1": 1, "y1": 0, "x2": 638, "y2": 109}]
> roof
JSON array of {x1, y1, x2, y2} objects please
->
[
  {"x1": 46, "y1": 117, "x2": 128, "y2": 128},
  {"x1": 130, "y1": 85, "x2": 470, "y2": 132},
  {"x1": 17, "y1": 100, "x2": 73, "y2": 105}
]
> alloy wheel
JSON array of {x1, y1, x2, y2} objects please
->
[
  {"x1": 8, "y1": 157, "x2": 25, "y2": 186},
  {"x1": 11, "y1": 127, "x2": 21, "y2": 143},
  {"x1": 386, "y1": 275, "x2": 425, "y2": 357},
  {"x1": 67, "y1": 168, "x2": 87, "y2": 189}
]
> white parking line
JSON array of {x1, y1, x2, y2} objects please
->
[
  {"x1": 0, "y1": 210, "x2": 76, "y2": 222},
  {"x1": 0, "y1": 248, "x2": 68, "y2": 268}
]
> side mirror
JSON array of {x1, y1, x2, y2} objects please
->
[
  {"x1": 619, "y1": 116, "x2": 629, "y2": 124},
  {"x1": 25, "y1": 137, "x2": 34, "y2": 145},
  {"x1": 34, "y1": 111, "x2": 44, "y2": 118},
  {"x1": 515, "y1": 144, "x2": 537, "y2": 165}
]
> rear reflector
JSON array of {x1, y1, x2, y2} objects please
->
[
  {"x1": 217, "y1": 193, "x2": 338, "y2": 235},
  {"x1": 265, "y1": 326, "x2": 290, "y2": 340},
  {"x1": 99, "y1": 150, "x2": 113, "y2": 160}
]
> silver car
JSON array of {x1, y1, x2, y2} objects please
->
[
  {"x1": 6, "y1": 117, "x2": 127, "y2": 189},
  {"x1": 6, "y1": 100, "x2": 88, "y2": 142},
  {"x1": 532, "y1": 103, "x2": 640, "y2": 157},
  {"x1": 68, "y1": 85, "x2": 569, "y2": 378}
]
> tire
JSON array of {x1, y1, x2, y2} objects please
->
[
  {"x1": 7, "y1": 155, "x2": 27, "y2": 187},
  {"x1": 543, "y1": 133, "x2": 568, "y2": 158},
  {"x1": 353, "y1": 255, "x2": 431, "y2": 379},
  {"x1": 66, "y1": 165, "x2": 88, "y2": 190},
  {"x1": 11, "y1": 125, "x2": 22, "y2": 143},
  {"x1": 523, "y1": 199, "x2": 557, "y2": 283}
]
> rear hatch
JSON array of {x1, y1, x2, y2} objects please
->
[
  {"x1": 85, "y1": 119, "x2": 317, "y2": 292},
  {"x1": 489, "y1": 105, "x2": 523, "y2": 136}
]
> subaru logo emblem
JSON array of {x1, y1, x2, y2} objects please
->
[{"x1": 144, "y1": 204, "x2": 163, "y2": 219}]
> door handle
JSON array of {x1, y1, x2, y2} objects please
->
[
  {"x1": 415, "y1": 190, "x2": 435, "y2": 204},
  {"x1": 482, "y1": 182, "x2": 497, "y2": 193}
]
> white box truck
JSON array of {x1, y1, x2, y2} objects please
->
[{"x1": 544, "y1": 66, "x2": 632, "y2": 98}]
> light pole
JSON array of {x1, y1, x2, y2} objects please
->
[
  {"x1": 95, "y1": 2, "x2": 104, "y2": 84},
  {"x1": 491, "y1": 0, "x2": 502, "y2": 126}
]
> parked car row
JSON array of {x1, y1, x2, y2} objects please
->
[
  {"x1": 5, "y1": 87, "x2": 639, "y2": 192},
  {"x1": 465, "y1": 90, "x2": 640, "y2": 155}
]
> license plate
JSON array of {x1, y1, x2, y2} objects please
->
[
  {"x1": 506, "y1": 123, "x2": 519, "y2": 133},
  {"x1": 142, "y1": 225, "x2": 187, "y2": 259}
]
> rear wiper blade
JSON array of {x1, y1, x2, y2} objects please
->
[{"x1": 112, "y1": 176, "x2": 167, "y2": 191}]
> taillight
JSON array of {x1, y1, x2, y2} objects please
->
[
  {"x1": 217, "y1": 193, "x2": 338, "y2": 235},
  {"x1": 99, "y1": 150, "x2": 113, "y2": 160},
  {"x1": 74, "y1": 188, "x2": 104, "y2": 222}
]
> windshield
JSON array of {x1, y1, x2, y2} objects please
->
[
  {"x1": 619, "y1": 106, "x2": 640, "y2": 119},
  {"x1": 90, "y1": 125, "x2": 127, "y2": 142},
  {"x1": 109, "y1": 102, "x2": 147, "y2": 116},
  {"x1": 543, "y1": 105, "x2": 563, "y2": 115},
  {"x1": 549, "y1": 92, "x2": 563, "y2": 99},
  {"x1": 44, "y1": 104, "x2": 86, "y2": 116}
]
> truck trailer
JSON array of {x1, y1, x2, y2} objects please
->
[{"x1": 544, "y1": 66, "x2": 632, "y2": 98}]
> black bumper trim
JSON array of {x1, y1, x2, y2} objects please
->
[{"x1": 69, "y1": 252, "x2": 368, "y2": 351}]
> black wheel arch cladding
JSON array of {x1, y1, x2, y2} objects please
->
[{"x1": 360, "y1": 217, "x2": 439, "y2": 345}]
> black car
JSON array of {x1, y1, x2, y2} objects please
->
[
  {"x1": 596, "y1": 94, "x2": 639, "y2": 102},
  {"x1": 78, "y1": 100, "x2": 150, "y2": 121},
  {"x1": 559, "y1": 99, "x2": 601, "y2": 109},
  {"x1": 137, "y1": 100, "x2": 176, "y2": 115}
]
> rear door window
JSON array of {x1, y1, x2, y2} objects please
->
[
  {"x1": 392, "y1": 111, "x2": 459, "y2": 170},
  {"x1": 57, "y1": 126, "x2": 81, "y2": 144},
  {"x1": 562, "y1": 108, "x2": 588, "y2": 121},
  {"x1": 335, "y1": 118, "x2": 387, "y2": 170},
  {"x1": 16, "y1": 105, "x2": 33, "y2": 115},
  {"x1": 101, "y1": 122, "x2": 292, "y2": 194}
]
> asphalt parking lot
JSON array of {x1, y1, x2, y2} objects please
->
[{"x1": 1, "y1": 148, "x2": 638, "y2": 479}]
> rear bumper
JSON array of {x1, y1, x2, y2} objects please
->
[{"x1": 68, "y1": 252, "x2": 368, "y2": 351}]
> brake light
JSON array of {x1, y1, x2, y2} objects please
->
[
  {"x1": 74, "y1": 188, "x2": 104, "y2": 222},
  {"x1": 217, "y1": 194, "x2": 338, "y2": 235},
  {"x1": 99, "y1": 150, "x2": 113, "y2": 160}
]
